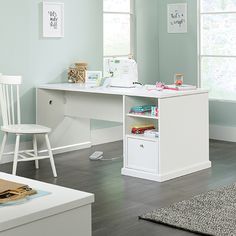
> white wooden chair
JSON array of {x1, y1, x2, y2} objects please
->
[{"x1": 0, "y1": 75, "x2": 57, "y2": 177}]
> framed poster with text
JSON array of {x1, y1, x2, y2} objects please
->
[
  {"x1": 167, "y1": 3, "x2": 187, "y2": 33},
  {"x1": 43, "y1": 2, "x2": 64, "y2": 37}
]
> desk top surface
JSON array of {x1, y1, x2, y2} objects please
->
[
  {"x1": 0, "y1": 172, "x2": 94, "y2": 231},
  {"x1": 38, "y1": 83, "x2": 208, "y2": 99}
]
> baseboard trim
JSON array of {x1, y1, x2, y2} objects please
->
[
  {"x1": 210, "y1": 124, "x2": 236, "y2": 142},
  {"x1": 0, "y1": 126, "x2": 123, "y2": 164},
  {"x1": 158, "y1": 161, "x2": 212, "y2": 182},
  {"x1": 122, "y1": 161, "x2": 212, "y2": 182},
  {"x1": 39, "y1": 142, "x2": 92, "y2": 155},
  {"x1": 121, "y1": 168, "x2": 160, "y2": 182}
]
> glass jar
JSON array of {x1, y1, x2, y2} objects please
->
[
  {"x1": 75, "y1": 62, "x2": 88, "y2": 83},
  {"x1": 68, "y1": 62, "x2": 88, "y2": 83}
]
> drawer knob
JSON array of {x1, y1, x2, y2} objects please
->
[{"x1": 140, "y1": 144, "x2": 144, "y2": 148}]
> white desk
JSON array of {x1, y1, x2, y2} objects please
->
[
  {"x1": 0, "y1": 172, "x2": 94, "y2": 236},
  {"x1": 36, "y1": 83, "x2": 211, "y2": 182}
]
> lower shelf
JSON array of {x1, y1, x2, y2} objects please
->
[{"x1": 126, "y1": 134, "x2": 159, "y2": 142}]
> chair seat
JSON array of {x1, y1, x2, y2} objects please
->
[{"x1": 1, "y1": 124, "x2": 51, "y2": 134}]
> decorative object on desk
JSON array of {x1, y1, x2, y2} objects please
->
[
  {"x1": 68, "y1": 62, "x2": 88, "y2": 83},
  {"x1": 43, "y1": 2, "x2": 64, "y2": 38},
  {"x1": 68, "y1": 67, "x2": 77, "y2": 83},
  {"x1": 75, "y1": 62, "x2": 88, "y2": 83},
  {"x1": 145, "y1": 83, "x2": 164, "y2": 91},
  {"x1": 167, "y1": 3, "x2": 187, "y2": 33},
  {"x1": 139, "y1": 182, "x2": 236, "y2": 236},
  {"x1": 86, "y1": 71, "x2": 102, "y2": 87},
  {"x1": 156, "y1": 82, "x2": 165, "y2": 90},
  {"x1": 174, "y1": 73, "x2": 184, "y2": 86},
  {"x1": 145, "y1": 84, "x2": 161, "y2": 91},
  {"x1": 0, "y1": 179, "x2": 37, "y2": 204},
  {"x1": 131, "y1": 124, "x2": 155, "y2": 135}
]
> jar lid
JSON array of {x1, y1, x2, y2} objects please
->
[{"x1": 75, "y1": 62, "x2": 88, "y2": 67}]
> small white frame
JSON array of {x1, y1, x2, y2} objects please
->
[
  {"x1": 43, "y1": 2, "x2": 64, "y2": 38},
  {"x1": 167, "y1": 3, "x2": 187, "y2": 33},
  {"x1": 86, "y1": 71, "x2": 103, "y2": 87}
]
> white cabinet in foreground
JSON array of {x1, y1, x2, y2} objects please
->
[{"x1": 0, "y1": 172, "x2": 94, "y2": 236}]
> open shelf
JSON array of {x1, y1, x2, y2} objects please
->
[{"x1": 126, "y1": 113, "x2": 159, "y2": 120}]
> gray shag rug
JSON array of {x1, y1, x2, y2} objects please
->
[{"x1": 139, "y1": 183, "x2": 236, "y2": 236}]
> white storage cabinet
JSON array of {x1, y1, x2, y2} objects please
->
[{"x1": 123, "y1": 96, "x2": 160, "y2": 181}]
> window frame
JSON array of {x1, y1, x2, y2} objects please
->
[
  {"x1": 198, "y1": 0, "x2": 236, "y2": 102},
  {"x1": 103, "y1": 0, "x2": 135, "y2": 58}
]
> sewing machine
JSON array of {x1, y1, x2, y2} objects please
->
[{"x1": 103, "y1": 58, "x2": 138, "y2": 88}]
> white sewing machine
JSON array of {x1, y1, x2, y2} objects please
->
[{"x1": 103, "y1": 58, "x2": 138, "y2": 88}]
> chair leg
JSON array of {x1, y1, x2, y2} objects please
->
[
  {"x1": 12, "y1": 134, "x2": 20, "y2": 175},
  {"x1": 33, "y1": 135, "x2": 39, "y2": 169},
  {"x1": 45, "y1": 134, "x2": 57, "y2": 177},
  {"x1": 0, "y1": 133, "x2": 8, "y2": 162}
]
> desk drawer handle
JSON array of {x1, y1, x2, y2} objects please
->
[{"x1": 140, "y1": 144, "x2": 144, "y2": 148}]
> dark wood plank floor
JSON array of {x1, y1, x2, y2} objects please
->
[{"x1": 0, "y1": 140, "x2": 236, "y2": 236}]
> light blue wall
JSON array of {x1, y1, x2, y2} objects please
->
[
  {"x1": 1, "y1": 0, "x2": 228, "y2": 142},
  {"x1": 135, "y1": 0, "x2": 198, "y2": 86},
  {"x1": 209, "y1": 101, "x2": 236, "y2": 126},
  {"x1": 157, "y1": 0, "x2": 198, "y2": 86},
  {"x1": 0, "y1": 0, "x2": 103, "y2": 140},
  {"x1": 135, "y1": 0, "x2": 159, "y2": 84}
]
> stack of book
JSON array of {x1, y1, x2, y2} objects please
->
[
  {"x1": 165, "y1": 84, "x2": 197, "y2": 91},
  {"x1": 144, "y1": 130, "x2": 159, "y2": 138},
  {"x1": 129, "y1": 105, "x2": 154, "y2": 114}
]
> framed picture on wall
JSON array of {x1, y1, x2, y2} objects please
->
[
  {"x1": 43, "y1": 2, "x2": 64, "y2": 37},
  {"x1": 167, "y1": 3, "x2": 187, "y2": 33}
]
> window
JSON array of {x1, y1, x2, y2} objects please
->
[
  {"x1": 103, "y1": 0, "x2": 133, "y2": 57},
  {"x1": 200, "y1": 0, "x2": 236, "y2": 100}
]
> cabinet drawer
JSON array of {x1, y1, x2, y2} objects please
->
[{"x1": 126, "y1": 137, "x2": 158, "y2": 173}]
